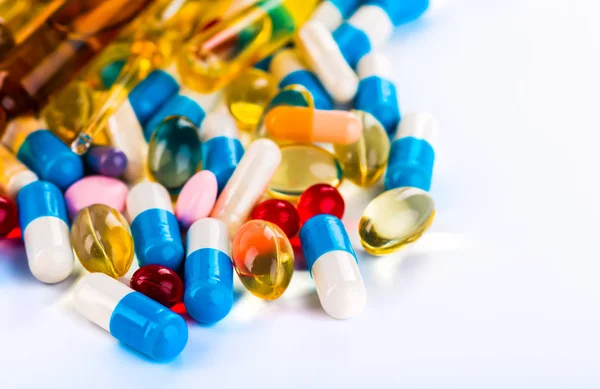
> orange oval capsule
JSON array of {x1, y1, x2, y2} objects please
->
[{"x1": 265, "y1": 106, "x2": 362, "y2": 145}]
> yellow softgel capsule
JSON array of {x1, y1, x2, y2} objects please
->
[
  {"x1": 268, "y1": 144, "x2": 343, "y2": 200},
  {"x1": 333, "y1": 110, "x2": 391, "y2": 187},
  {"x1": 359, "y1": 187, "x2": 435, "y2": 255},
  {"x1": 232, "y1": 220, "x2": 294, "y2": 300},
  {"x1": 225, "y1": 68, "x2": 278, "y2": 131},
  {"x1": 71, "y1": 204, "x2": 134, "y2": 278}
]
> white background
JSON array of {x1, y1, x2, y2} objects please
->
[{"x1": 2, "y1": 0, "x2": 600, "y2": 387}]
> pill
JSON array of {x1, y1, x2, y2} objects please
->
[
  {"x1": 0, "y1": 194, "x2": 18, "y2": 238},
  {"x1": 73, "y1": 272, "x2": 188, "y2": 361},
  {"x1": 297, "y1": 184, "x2": 345, "y2": 224},
  {"x1": 106, "y1": 70, "x2": 179, "y2": 182},
  {"x1": 225, "y1": 69, "x2": 278, "y2": 131},
  {"x1": 364, "y1": 0, "x2": 429, "y2": 26},
  {"x1": 127, "y1": 181, "x2": 184, "y2": 271},
  {"x1": 211, "y1": 139, "x2": 282, "y2": 237},
  {"x1": 297, "y1": 21, "x2": 359, "y2": 104},
  {"x1": 309, "y1": 0, "x2": 363, "y2": 31},
  {"x1": 17, "y1": 181, "x2": 74, "y2": 284},
  {"x1": 355, "y1": 52, "x2": 400, "y2": 136},
  {"x1": 184, "y1": 218, "x2": 234, "y2": 324},
  {"x1": 300, "y1": 214, "x2": 366, "y2": 319},
  {"x1": 131, "y1": 265, "x2": 184, "y2": 308},
  {"x1": 251, "y1": 199, "x2": 300, "y2": 238},
  {"x1": 359, "y1": 187, "x2": 435, "y2": 255},
  {"x1": 0, "y1": 144, "x2": 38, "y2": 199},
  {"x1": 71, "y1": 204, "x2": 134, "y2": 278},
  {"x1": 200, "y1": 111, "x2": 244, "y2": 193},
  {"x1": 233, "y1": 220, "x2": 294, "y2": 300},
  {"x1": 64, "y1": 176, "x2": 128, "y2": 220},
  {"x1": 143, "y1": 94, "x2": 205, "y2": 141},
  {"x1": 175, "y1": 170, "x2": 218, "y2": 230},
  {"x1": 84, "y1": 146, "x2": 128, "y2": 178},
  {"x1": 148, "y1": 116, "x2": 202, "y2": 192},
  {"x1": 2, "y1": 116, "x2": 83, "y2": 190},
  {"x1": 270, "y1": 48, "x2": 333, "y2": 110},
  {"x1": 266, "y1": 106, "x2": 362, "y2": 144},
  {"x1": 385, "y1": 113, "x2": 438, "y2": 191}
]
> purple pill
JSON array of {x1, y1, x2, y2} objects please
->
[{"x1": 85, "y1": 146, "x2": 128, "y2": 178}]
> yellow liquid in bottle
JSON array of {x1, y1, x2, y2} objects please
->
[
  {"x1": 333, "y1": 110, "x2": 391, "y2": 187},
  {"x1": 269, "y1": 144, "x2": 343, "y2": 201},
  {"x1": 225, "y1": 68, "x2": 278, "y2": 131},
  {"x1": 177, "y1": 0, "x2": 317, "y2": 93},
  {"x1": 359, "y1": 187, "x2": 435, "y2": 255}
]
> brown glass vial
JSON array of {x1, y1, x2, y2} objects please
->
[{"x1": 0, "y1": 0, "x2": 155, "y2": 122}]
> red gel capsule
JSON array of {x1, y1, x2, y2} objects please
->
[
  {"x1": 130, "y1": 265, "x2": 184, "y2": 308},
  {"x1": 297, "y1": 184, "x2": 345, "y2": 224},
  {"x1": 251, "y1": 199, "x2": 300, "y2": 238},
  {"x1": 0, "y1": 195, "x2": 18, "y2": 238}
]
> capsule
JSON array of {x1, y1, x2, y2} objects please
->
[
  {"x1": 143, "y1": 94, "x2": 205, "y2": 141},
  {"x1": 106, "y1": 70, "x2": 179, "y2": 182},
  {"x1": 211, "y1": 139, "x2": 282, "y2": 237},
  {"x1": 266, "y1": 106, "x2": 362, "y2": 144},
  {"x1": 18, "y1": 181, "x2": 74, "y2": 284},
  {"x1": 175, "y1": 170, "x2": 218, "y2": 230},
  {"x1": 0, "y1": 144, "x2": 38, "y2": 199},
  {"x1": 0, "y1": 194, "x2": 18, "y2": 237},
  {"x1": 385, "y1": 113, "x2": 438, "y2": 191},
  {"x1": 2, "y1": 116, "x2": 83, "y2": 190},
  {"x1": 73, "y1": 272, "x2": 188, "y2": 362},
  {"x1": 300, "y1": 215, "x2": 366, "y2": 319},
  {"x1": 184, "y1": 218, "x2": 234, "y2": 324},
  {"x1": 127, "y1": 181, "x2": 184, "y2": 271},
  {"x1": 297, "y1": 21, "x2": 359, "y2": 104},
  {"x1": 310, "y1": 0, "x2": 363, "y2": 31},
  {"x1": 84, "y1": 146, "x2": 128, "y2": 178},
  {"x1": 225, "y1": 69, "x2": 278, "y2": 131},
  {"x1": 270, "y1": 48, "x2": 333, "y2": 110},
  {"x1": 200, "y1": 111, "x2": 244, "y2": 193},
  {"x1": 355, "y1": 52, "x2": 400, "y2": 136},
  {"x1": 364, "y1": 0, "x2": 429, "y2": 26}
]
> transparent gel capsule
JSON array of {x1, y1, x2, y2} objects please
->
[
  {"x1": 359, "y1": 187, "x2": 435, "y2": 255},
  {"x1": 253, "y1": 84, "x2": 314, "y2": 140},
  {"x1": 333, "y1": 110, "x2": 390, "y2": 187},
  {"x1": 225, "y1": 68, "x2": 278, "y2": 131},
  {"x1": 71, "y1": 204, "x2": 134, "y2": 278},
  {"x1": 232, "y1": 219, "x2": 294, "y2": 300},
  {"x1": 269, "y1": 144, "x2": 343, "y2": 200},
  {"x1": 148, "y1": 116, "x2": 202, "y2": 193}
]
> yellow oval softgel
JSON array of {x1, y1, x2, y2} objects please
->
[
  {"x1": 269, "y1": 144, "x2": 343, "y2": 200},
  {"x1": 333, "y1": 110, "x2": 390, "y2": 187},
  {"x1": 71, "y1": 204, "x2": 134, "y2": 278},
  {"x1": 232, "y1": 220, "x2": 294, "y2": 300},
  {"x1": 359, "y1": 187, "x2": 435, "y2": 255},
  {"x1": 225, "y1": 68, "x2": 278, "y2": 131}
]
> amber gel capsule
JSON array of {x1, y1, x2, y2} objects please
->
[{"x1": 265, "y1": 106, "x2": 362, "y2": 144}]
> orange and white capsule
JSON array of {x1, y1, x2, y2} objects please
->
[{"x1": 265, "y1": 106, "x2": 362, "y2": 145}]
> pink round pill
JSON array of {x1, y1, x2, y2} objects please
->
[
  {"x1": 176, "y1": 170, "x2": 218, "y2": 230},
  {"x1": 65, "y1": 176, "x2": 129, "y2": 219}
]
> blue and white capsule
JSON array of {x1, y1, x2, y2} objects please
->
[
  {"x1": 73, "y1": 272, "x2": 188, "y2": 361},
  {"x1": 385, "y1": 113, "x2": 438, "y2": 191},
  {"x1": 300, "y1": 215, "x2": 366, "y2": 320},
  {"x1": 355, "y1": 52, "x2": 400, "y2": 136},
  {"x1": 106, "y1": 70, "x2": 179, "y2": 182},
  {"x1": 143, "y1": 93, "x2": 205, "y2": 141},
  {"x1": 364, "y1": 0, "x2": 430, "y2": 26},
  {"x1": 200, "y1": 110, "x2": 244, "y2": 194},
  {"x1": 310, "y1": 0, "x2": 363, "y2": 31},
  {"x1": 18, "y1": 180, "x2": 74, "y2": 284},
  {"x1": 184, "y1": 218, "x2": 234, "y2": 324},
  {"x1": 270, "y1": 48, "x2": 334, "y2": 110},
  {"x1": 127, "y1": 181, "x2": 184, "y2": 271},
  {"x1": 2, "y1": 116, "x2": 83, "y2": 190}
]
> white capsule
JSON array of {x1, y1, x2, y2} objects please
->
[
  {"x1": 310, "y1": 1, "x2": 344, "y2": 31},
  {"x1": 200, "y1": 110, "x2": 239, "y2": 141},
  {"x1": 126, "y1": 180, "x2": 173, "y2": 221},
  {"x1": 210, "y1": 139, "x2": 282, "y2": 236},
  {"x1": 356, "y1": 52, "x2": 393, "y2": 80},
  {"x1": 187, "y1": 218, "x2": 230, "y2": 255},
  {"x1": 297, "y1": 21, "x2": 359, "y2": 104},
  {"x1": 270, "y1": 49, "x2": 306, "y2": 84},
  {"x1": 395, "y1": 112, "x2": 440, "y2": 149},
  {"x1": 347, "y1": 5, "x2": 395, "y2": 50}
]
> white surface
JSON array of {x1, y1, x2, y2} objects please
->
[
  {"x1": 1, "y1": 0, "x2": 600, "y2": 387},
  {"x1": 347, "y1": 5, "x2": 394, "y2": 49},
  {"x1": 395, "y1": 112, "x2": 440, "y2": 148},
  {"x1": 23, "y1": 217, "x2": 73, "y2": 284},
  {"x1": 126, "y1": 181, "x2": 173, "y2": 220},
  {"x1": 297, "y1": 21, "x2": 359, "y2": 104},
  {"x1": 186, "y1": 218, "x2": 230, "y2": 255},
  {"x1": 312, "y1": 250, "x2": 367, "y2": 320},
  {"x1": 73, "y1": 273, "x2": 133, "y2": 332}
]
